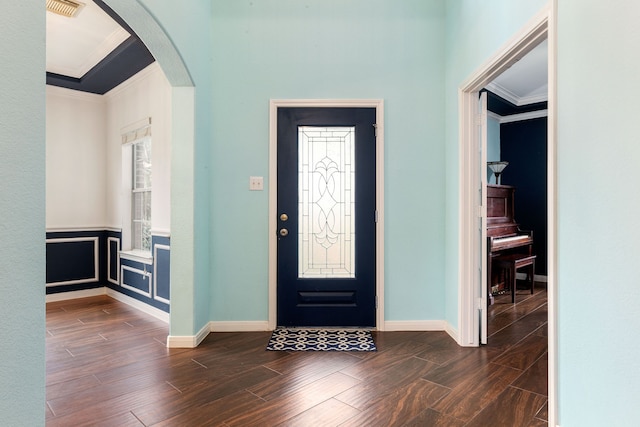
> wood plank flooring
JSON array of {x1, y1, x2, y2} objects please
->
[{"x1": 46, "y1": 283, "x2": 547, "y2": 426}]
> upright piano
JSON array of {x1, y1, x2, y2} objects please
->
[{"x1": 486, "y1": 184, "x2": 533, "y2": 298}]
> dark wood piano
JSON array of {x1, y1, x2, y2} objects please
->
[{"x1": 487, "y1": 184, "x2": 533, "y2": 300}]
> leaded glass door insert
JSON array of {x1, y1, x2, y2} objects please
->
[
  {"x1": 277, "y1": 107, "x2": 376, "y2": 327},
  {"x1": 299, "y1": 126, "x2": 355, "y2": 278}
]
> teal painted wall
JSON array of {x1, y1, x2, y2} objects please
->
[
  {"x1": 208, "y1": 0, "x2": 447, "y2": 322},
  {"x1": 137, "y1": 0, "x2": 214, "y2": 336},
  {"x1": 557, "y1": 1, "x2": 640, "y2": 425},
  {"x1": 0, "y1": 2, "x2": 45, "y2": 426},
  {"x1": 7, "y1": 2, "x2": 638, "y2": 424},
  {"x1": 443, "y1": 0, "x2": 548, "y2": 329},
  {"x1": 108, "y1": 0, "x2": 214, "y2": 336}
]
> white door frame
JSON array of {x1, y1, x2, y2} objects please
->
[
  {"x1": 457, "y1": 3, "x2": 557, "y2": 425},
  {"x1": 268, "y1": 99, "x2": 385, "y2": 330}
]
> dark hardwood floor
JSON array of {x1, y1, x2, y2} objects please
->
[{"x1": 46, "y1": 282, "x2": 547, "y2": 426}]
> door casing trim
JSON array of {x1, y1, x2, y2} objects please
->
[
  {"x1": 457, "y1": 3, "x2": 556, "y2": 425},
  {"x1": 268, "y1": 99, "x2": 385, "y2": 330}
]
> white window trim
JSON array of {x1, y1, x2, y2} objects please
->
[{"x1": 121, "y1": 118, "x2": 152, "y2": 256}]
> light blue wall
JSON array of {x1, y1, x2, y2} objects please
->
[
  {"x1": 109, "y1": 0, "x2": 215, "y2": 336},
  {"x1": 0, "y1": 2, "x2": 45, "y2": 426},
  {"x1": 443, "y1": 0, "x2": 548, "y2": 329},
  {"x1": 208, "y1": 0, "x2": 447, "y2": 322},
  {"x1": 557, "y1": 1, "x2": 640, "y2": 425},
  {"x1": 139, "y1": 0, "x2": 215, "y2": 339}
]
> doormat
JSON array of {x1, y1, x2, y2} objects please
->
[{"x1": 266, "y1": 328, "x2": 377, "y2": 352}]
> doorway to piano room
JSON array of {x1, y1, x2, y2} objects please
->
[{"x1": 457, "y1": 6, "x2": 557, "y2": 426}]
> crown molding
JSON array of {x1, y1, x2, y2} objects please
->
[{"x1": 486, "y1": 81, "x2": 548, "y2": 106}]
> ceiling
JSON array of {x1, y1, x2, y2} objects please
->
[
  {"x1": 46, "y1": 0, "x2": 155, "y2": 95},
  {"x1": 486, "y1": 40, "x2": 549, "y2": 116},
  {"x1": 46, "y1": 2, "x2": 547, "y2": 105}
]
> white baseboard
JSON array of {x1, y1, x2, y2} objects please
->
[
  {"x1": 46, "y1": 287, "x2": 106, "y2": 302},
  {"x1": 209, "y1": 321, "x2": 271, "y2": 332},
  {"x1": 105, "y1": 288, "x2": 169, "y2": 324},
  {"x1": 445, "y1": 323, "x2": 459, "y2": 344},
  {"x1": 383, "y1": 320, "x2": 459, "y2": 344},
  {"x1": 384, "y1": 320, "x2": 448, "y2": 331},
  {"x1": 167, "y1": 322, "x2": 211, "y2": 348}
]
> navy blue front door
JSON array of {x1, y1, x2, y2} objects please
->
[{"x1": 277, "y1": 107, "x2": 376, "y2": 327}]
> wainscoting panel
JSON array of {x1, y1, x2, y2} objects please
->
[
  {"x1": 121, "y1": 262, "x2": 152, "y2": 298},
  {"x1": 107, "y1": 236, "x2": 120, "y2": 285},
  {"x1": 46, "y1": 230, "x2": 106, "y2": 294},
  {"x1": 46, "y1": 229, "x2": 170, "y2": 313},
  {"x1": 153, "y1": 240, "x2": 170, "y2": 305}
]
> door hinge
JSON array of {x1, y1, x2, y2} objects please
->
[
  {"x1": 376, "y1": 296, "x2": 378, "y2": 309},
  {"x1": 373, "y1": 123, "x2": 378, "y2": 137},
  {"x1": 374, "y1": 210, "x2": 379, "y2": 223}
]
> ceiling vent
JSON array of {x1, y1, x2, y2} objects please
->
[{"x1": 46, "y1": 0, "x2": 85, "y2": 18}]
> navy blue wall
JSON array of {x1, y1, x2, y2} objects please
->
[
  {"x1": 500, "y1": 117, "x2": 548, "y2": 275},
  {"x1": 46, "y1": 229, "x2": 170, "y2": 312},
  {"x1": 46, "y1": 230, "x2": 106, "y2": 293}
]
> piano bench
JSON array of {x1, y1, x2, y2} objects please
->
[{"x1": 493, "y1": 254, "x2": 536, "y2": 303}]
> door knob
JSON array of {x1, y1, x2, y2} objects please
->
[{"x1": 279, "y1": 228, "x2": 289, "y2": 237}]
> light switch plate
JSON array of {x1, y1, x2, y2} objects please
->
[{"x1": 249, "y1": 176, "x2": 263, "y2": 191}]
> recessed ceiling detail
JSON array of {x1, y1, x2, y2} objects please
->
[
  {"x1": 46, "y1": 0, "x2": 155, "y2": 94},
  {"x1": 47, "y1": 0, "x2": 130, "y2": 78}
]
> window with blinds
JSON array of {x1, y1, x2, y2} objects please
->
[
  {"x1": 132, "y1": 138, "x2": 152, "y2": 251},
  {"x1": 121, "y1": 118, "x2": 152, "y2": 254}
]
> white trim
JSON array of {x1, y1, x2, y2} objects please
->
[
  {"x1": 151, "y1": 229, "x2": 171, "y2": 238},
  {"x1": 495, "y1": 109, "x2": 548, "y2": 124},
  {"x1": 167, "y1": 322, "x2": 210, "y2": 348},
  {"x1": 120, "y1": 116, "x2": 152, "y2": 136},
  {"x1": 107, "y1": 237, "x2": 120, "y2": 285},
  {"x1": 46, "y1": 287, "x2": 106, "y2": 302},
  {"x1": 45, "y1": 237, "x2": 99, "y2": 286},
  {"x1": 209, "y1": 321, "x2": 271, "y2": 332},
  {"x1": 45, "y1": 84, "x2": 105, "y2": 104},
  {"x1": 485, "y1": 81, "x2": 548, "y2": 106},
  {"x1": 458, "y1": 3, "x2": 549, "y2": 344},
  {"x1": 104, "y1": 62, "x2": 161, "y2": 99},
  {"x1": 119, "y1": 250, "x2": 153, "y2": 265},
  {"x1": 120, "y1": 264, "x2": 152, "y2": 298},
  {"x1": 268, "y1": 99, "x2": 385, "y2": 330},
  {"x1": 547, "y1": 2, "x2": 558, "y2": 425},
  {"x1": 384, "y1": 320, "x2": 447, "y2": 331},
  {"x1": 383, "y1": 320, "x2": 458, "y2": 343},
  {"x1": 457, "y1": 3, "x2": 557, "y2": 425},
  {"x1": 46, "y1": 226, "x2": 115, "y2": 233},
  {"x1": 153, "y1": 243, "x2": 171, "y2": 305},
  {"x1": 106, "y1": 288, "x2": 169, "y2": 323}
]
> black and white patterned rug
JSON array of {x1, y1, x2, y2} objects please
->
[{"x1": 266, "y1": 328, "x2": 377, "y2": 352}]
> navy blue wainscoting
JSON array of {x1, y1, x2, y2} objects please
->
[
  {"x1": 152, "y1": 235, "x2": 171, "y2": 305},
  {"x1": 106, "y1": 230, "x2": 121, "y2": 286},
  {"x1": 46, "y1": 230, "x2": 107, "y2": 294},
  {"x1": 47, "y1": 230, "x2": 170, "y2": 313},
  {"x1": 116, "y1": 235, "x2": 170, "y2": 313}
]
